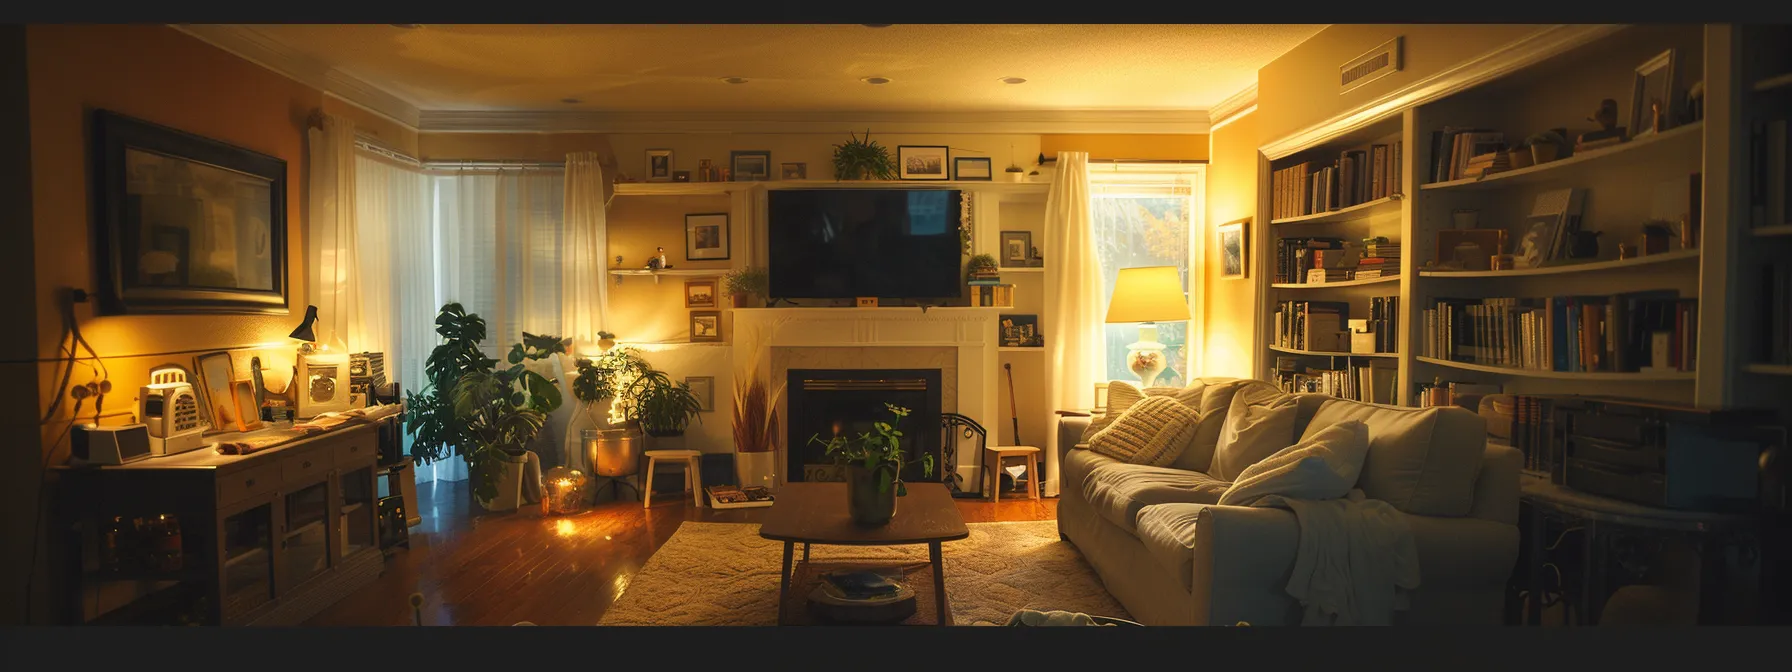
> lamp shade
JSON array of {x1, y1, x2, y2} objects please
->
[
  {"x1": 1105, "y1": 266, "x2": 1190, "y2": 324},
  {"x1": 289, "y1": 305, "x2": 319, "y2": 342}
]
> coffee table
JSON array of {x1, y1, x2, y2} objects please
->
[{"x1": 758, "y1": 482, "x2": 969, "y2": 625}]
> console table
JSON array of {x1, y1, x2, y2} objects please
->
[{"x1": 53, "y1": 418, "x2": 394, "y2": 625}]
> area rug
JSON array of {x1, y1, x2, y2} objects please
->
[{"x1": 598, "y1": 520, "x2": 1128, "y2": 626}]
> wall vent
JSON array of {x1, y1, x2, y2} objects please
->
[{"x1": 1340, "y1": 37, "x2": 1403, "y2": 93}]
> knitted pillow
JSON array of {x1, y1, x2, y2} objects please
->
[
  {"x1": 1078, "y1": 381, "x2": 1145, "y2": 443},
  {"x1": 1087, "y1": 396, "x2": 1202, "y2": 467}
]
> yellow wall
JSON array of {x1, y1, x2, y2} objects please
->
[
  {"x1": 11, "y1": 23, "x2": 323, "y2": 624},
  {"x1": 1040, "y1": 133, "x2": 1209, "y2": 161},
  {"x1": 418, "y1": 131, "x2": 614, "y2": 163},
  {"x1": 1202, "y1": 111, "x2": 1262, "y2": 379},
  {"x1": 325, "y1": 97, "x2": 417, "y2": 157}
]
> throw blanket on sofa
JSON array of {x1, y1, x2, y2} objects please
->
[{"x1": 1255, "y1": 490, "x2": 1421, "y2": 625}]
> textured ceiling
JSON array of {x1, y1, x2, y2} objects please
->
[{"x1": 233, "y1": 24, "x2": 1325, "y2": 113}]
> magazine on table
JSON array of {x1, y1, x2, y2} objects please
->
[{"x1": 706, "y1": 484, "x2": 774, "y2": 509}]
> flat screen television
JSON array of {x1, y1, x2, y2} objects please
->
[{"x1": 767, "y1": 189, "x2": 964, "y2": 300}]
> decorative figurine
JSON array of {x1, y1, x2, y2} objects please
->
[
  {"x1": 646, "y1": 247, "x2": 666, "y2": 271},
  {"x1": 1589, "y1": 98, "x2": 1619, "y2": 131}
]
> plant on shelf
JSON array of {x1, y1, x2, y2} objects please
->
[
  {"x1": 625, "y1": 369, "x2": 704, "y2": 438},
  {"x1": 967, "y1": 253, "x2": 999, "y2": 283},
  {"x1": 1525, "y1": 130, "x2": 1567, "y2": 164},
  {"x1": 406, "y1": 302, "x2": 569, "y2": 507},
  {"x1": 724, "y1": 266, "x2": 770, "y2": 308},
  {"x1": 831, "y1": 130, "x2": 897, "y2": 180},
  {"x1": 809, "y1": 403, "x2": 934, "y2": 526}
]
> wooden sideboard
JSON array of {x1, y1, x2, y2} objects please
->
[{"x1": 54, "y1": 419, "x2": 393, "y2": 625}]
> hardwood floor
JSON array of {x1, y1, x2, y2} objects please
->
[{"x1": 303, "y1": 479, "x2": 1057, "y2": 626}]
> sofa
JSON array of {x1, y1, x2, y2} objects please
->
[{"x1": 1056, "y1": 377, "x2": 1521, "y2": 625}]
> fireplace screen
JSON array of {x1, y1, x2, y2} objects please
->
[{"x1": 786, "y1": 369, "x2": 943, "y2": 485}]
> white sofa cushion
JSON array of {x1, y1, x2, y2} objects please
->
[
  {"x1": 1088, "y1": 396, "x2": 1202, "y2": 467},
  {"x1": 1166, "y1": 379, "x2": 1264, "y2": 473},
  {"x1": 1135, "y1": 502, "x2": 1208, "y2": 593},
  {"x1": 1209, "y1": 383, "x2": 1302, "y2": 481},
  {"x1": 1079, "y1": 381, "x2": 1145, "y2": 443},
  {"x1": 1081, "y1": 464, "x2": 1233, "y2": 535},
  {"x1": 1219, "y1": 420, "x2": 1370, "y2": 507},
  {"x1": 1299, "y1": 400, "x2": 1488, "y2": 517}
]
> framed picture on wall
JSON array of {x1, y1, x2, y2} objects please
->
[
  {"x1": 781, "y1": 162, "x2": 807, "y2": 180},
  {"x1": 93, "y1": 110, "x2": 288, "y2": 315},
  {"x1": 898, "y1": 145, "x2": 950, "y2": 180},
  {"x1": 684, "y1": 279, "x2": 718, "y2": 308},
  {"x1": 685, "y1": 376, "x2": 716, "y2": 412},
  {"x1": 689, "y1": 310, "x2": 723, "y2": 343},
  {"x1": 1217, "y1": 218, "x2": 1249, "y2": 279},
  {"x1": 730, "y1": 151, "x2": 771, "y2": 181},
  {"x1": 685, "y1": 213, "x2": 730, "y2": 261},
  {"x1": 999, "y1": 230, "x2": 1033, "y2": 267},
  {"x1": 646, "y1": 148, "x2": 674, "y2": 182}
]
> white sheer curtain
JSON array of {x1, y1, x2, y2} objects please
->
[
  {"x1": 562, "y1": 152, "x2": 610, "y2": 350},
  {"x1": 1042, "y1": 151, "x2": 1099, "y2": 498},
  {"x1": 435, "y1": 168, "x2": 566, "y2": 354},
  {"x1": 307, "y1": 113, "x2": 360, "y2": 351}
]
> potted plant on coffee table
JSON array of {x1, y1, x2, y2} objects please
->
[{"x1": 808, "y1": 403, "x2": 934, "y2": 526}]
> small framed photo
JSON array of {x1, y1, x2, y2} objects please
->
[
  {"x1": 897, "y1": 145, "x2": 950, "y2": 180},
  {"x1": 1629, "y1": 49, "x2": 1679, "y2": 137},
  {"x1": 953, "y1": 156, "x2": 993, "y2": 181},
  {"x1": 998, "y1": 314, "x2": 1042, "y2": 348},
  {"x1": 781, "y1": 162, "x2": 807, "y2": 180},
  {"x1": 646, "y1": 148, "x2": 673, "y2": 182},
  {"x1": 730, "y1": 150, "x2": 771, "y2": 181},
  {"x1": 1093, "y1": 383, "x2": 1109, "y2": 414},
  {"x1": 999, "y1": 230, "x2": 1033, "y2": 267},
  {"x1": 1217, "y1": 218, "x2": 1249, "y2": 279},
  {"x1": 684, "y1": 278, "x2": 718, "y2": 308},
  {"x1": 673, "y1": 170, "x2": 691, "y2": 183},
  {"x1": 689, "y1": 310, "x2": 722, "y2": 343},
  {"x1": 685, "y1": 213, "x2": 730, "y2": 261},
  {"x1": 685, "y1": 376, "x2": 716, "y2": 412}
]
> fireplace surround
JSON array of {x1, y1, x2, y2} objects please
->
[{"x1": 786, "y1": 368, "x2": 943, "y2": 485}]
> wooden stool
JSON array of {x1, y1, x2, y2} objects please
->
[
  {"x1": 642, "y1": 449, "x2": 703, "y2": 509},
  {"x1": 983, "y1": 446, "x2": 1041, "y2": 502}
]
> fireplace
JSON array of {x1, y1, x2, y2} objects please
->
[{"x1": 786, "y1": 369, "x2": 943, "y2": 484}]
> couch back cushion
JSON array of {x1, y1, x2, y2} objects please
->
[
  {"x1": 1218, "y1": 420, "x2": 1371, "y2": 507},
  {"x1": 1165, "y1": 379, "x2": 1259, "y2": 473},
  {"x1": 1208, "y1": 383, "x2": 1301, "y2": 481},
  {"x1": 1088, "y1": 396, "x2": 1203, "y2": 467},
  {"x1": 1298, "y1": 399, "x2": 1487, "y2": 516},
  {"x1": 1080, "y1": 381, "x2": 1145, "y2": 443}
]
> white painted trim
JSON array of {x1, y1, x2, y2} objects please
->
[
  {"x1": 1209, "y1": 105, "x2": 1257, "y2": 132},
  {"x1": 171, "y1": 24, "x2": 423, "y2": 129},
  {"x1": 1260, "y1": 24, "x2": 1627, "y2": 160},
  {"x1": 1209, "y1": 82, "x2": 1258, "y2": 127},
  {"x1": 415, "y1": 109, "x2": 1212, "y2": 135}
]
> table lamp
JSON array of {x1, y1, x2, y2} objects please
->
[{"x1": 1104, "y1": 266, "x2": 1190, "y2": 388}]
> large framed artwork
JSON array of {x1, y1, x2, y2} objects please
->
[
  {"x1": 93, "y1": 110, "x2": 288, "y2": 314},
  {"x1": 685, "y1": 213, "x2": 731, "y2": 261}
]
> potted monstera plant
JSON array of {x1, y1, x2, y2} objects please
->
[
  {"x1": 406, "y1": 303, "x2": 568, "y2": 510},
  {"x1": 809, "y1": 403, "x2": 934, "y2": 526}
]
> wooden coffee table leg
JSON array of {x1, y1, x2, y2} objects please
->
[
  {"x1": 779, "y1": 541, "x2": 795, "y2": 625},
  {"x1": 929, "y1": 541, "x2": 948, "y2": 626},
  {"x1": 802, "y1": 543, "x2": 810, "y2": 562}
]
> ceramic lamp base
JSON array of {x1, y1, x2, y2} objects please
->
[{"x1": 1125, "y1": 322, "x2": 1170, "y2": 388}]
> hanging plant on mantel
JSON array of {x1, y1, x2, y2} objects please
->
[
  {"x1": 832, "y1": 130, "x2": 898, "y2": 180},
  {"x1": 959, "y1": 192, "x2": 973, "y2": 255}
]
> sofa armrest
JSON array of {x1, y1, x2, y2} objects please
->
[
  {"x1": 1190, "y1": 505, "x2": 1521, "y2": 625},
  {"x1": 1056, "y1": 415, "x2": 1092, "y2": 464}
]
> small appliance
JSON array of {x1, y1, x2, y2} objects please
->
[
  {"x1": 71, "y1": 423, "x2": 153, "y2": 465},
  {"x1": 139, "y1": 366, "x2": 206, "y2": 457},
  {"x1": 295, "y1": 351, "x2": 352, "y2": 418}
]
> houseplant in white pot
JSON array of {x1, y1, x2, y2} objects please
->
[
  {"x1": 731, "y1": 361, "x2": 786, "y2": 490},
  {"x1": 808, "y1": 403, "x2": 934, "y2": 526}
]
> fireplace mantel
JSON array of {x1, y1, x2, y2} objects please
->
[{"x1": 732, "y1": 306, "x2": 1002, "y2": 485}]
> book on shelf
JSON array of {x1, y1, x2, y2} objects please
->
[
  {"x1": 1270, "y1": 141, "x2": 1401, "y2": 221},
  {"x1": 1415, "y1": 380, "x2": 1501, "y2": 409},
  {"x1": 1526, "y1": 188, "x2": 1586, "y2": 264},
  {"x1": 1575, "y1": 135, "x2": 1626, "y2": 152},
  {"x1": 1274, "y1": 300, "x2": 1351, "y2": 351},
  {"x1": 1276, "y1": 357, "x2": 1396, "y2": 404},
  {"x1": 1750, "y1": 115, "x2": 1792, "y2": 228},
  {"x1": 1274, "y1": 236, "x2": 1347, "y2": 284},
  {"x1": 707, "y1": 485, "x2": 775, "y2": 509},
  {"x1": 1506, "y1": 394, "x2": 1565, "y2": 478},
  {"x1": 971, "y1": 284, "x2": 1014, "y2": 307},
  {"x1": 1428, "y1": 127, "x2": 1496, "y2": 183},
  {"x1": 1370, "y1": 295, "x2": 1400, "y2": 354},
  {"x1": 1765, "y1": 261, "x2": 1792, "y2": 365},
  {"x1": 818, "y1": 569, "x2": 905, "y2": 602},
  {"x1": 1420, "y1": 292, "x2": 1696, "y2": 373}
]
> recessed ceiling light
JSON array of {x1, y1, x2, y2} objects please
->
[
  {"x1": 721, "y1": 76, "x2": 750, "y2": 85},
  {"x1": 561, "y1": 98, "x2": 581, "y2": 104},
  {"x1": 390, "y1": 24, "x2": 423, "y2": 29},
  {"x1": 1000, "y1": 76, "x2": 1027, "y2": 85},
  {"x1": 861, "y1": 76, "x2": 892, "y2": 85}
]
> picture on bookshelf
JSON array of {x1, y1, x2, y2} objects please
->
[
  {"x1": 1218, "y1": 218, "x2": 1249, "y2": 279},
  {"x1": 999, "y1": 231, "x2": 1033, "y2": 267},
  {"x1": 1630, "y1": 49, "x2": 1680, "y2": 137},
  {"x1": 999, "y1": 314, "x2": 1042, "y2": 348}
]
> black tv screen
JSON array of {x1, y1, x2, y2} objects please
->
[{"x1": 768, "y1": 189, "x2": 964, "y2": 300}]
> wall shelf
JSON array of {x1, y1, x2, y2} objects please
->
[
  {"x1": 998, "y1": 267, "x2": 1046, "y2": 273},
  {"x1": 1270, "y1": 195, "x2": 1402, "y2": 225},
  {"x1": 608, "y1": 268, "x2": 729, "y2": 284},
  {"x1": 1271, "y1": 275, "x2": 1400, "y2": 289},
  {"x1": 1268, "y1": 345, "x2": 1398, "y2": 358},
  {"x1": 1415, "y1": 356, "x2": 1697, "y2": 381},
  {"x1": 999, "y1": 347, "x2": 1046, "y2": 353},
  {"x1": 1752, "y1": 225, "x2": 1792, "y2": 238},
  {"x1": 1744, "y1": 363, "x2": 1792, "y2": 376},
  {"x1": 1418, "y1": 248, "x2": 1699, "y2": 278},
  {"x1": 1754, "y1": 72, "x2": 1792, "y2": 93},
  {"x1": 1420, "y1": 122, "x2": 1703, "y2": 192},
  {"x1": 765, "y1": 179, "x2": 1051, "y2": 194}
]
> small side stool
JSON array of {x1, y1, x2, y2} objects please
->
[
  {"x1": 983, "y1": 445, "x2": 1041, "y2": 502},
  {"x1": 642, "y1": 449, "x2": 703, "y2": 509}
]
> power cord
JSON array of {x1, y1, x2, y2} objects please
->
[{"x1": 22, "y1": 287, "x2": 108, "y2": 623}]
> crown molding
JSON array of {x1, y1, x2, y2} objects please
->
[
  {"x1": 171, "y1": 24, "x2": 422, "y2": 129},
  {"x1": 1260, "y1": 24, "x2": 1626, "y2": 160},
  {"x1": 1209, "y1": 82, "x2": 1258, "y2": 127},
  {"x1": 416, "y1": 109, "x2": 1211, "y2": 135}
]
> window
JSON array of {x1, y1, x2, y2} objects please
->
[
  {"x1": 430, "y1": 168, "x2": 566, "y2": 355},
  {"x1": 1090, "y1": 164, "x2": 1205, "y2": 387}
]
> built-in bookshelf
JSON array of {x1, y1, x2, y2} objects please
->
[
  {"x1": 1739, "y1": 24, "x2": 1792, "y2": 404},
  {"x1": 1254, "y1": 24, "x2": 1768, "y2": 411}
]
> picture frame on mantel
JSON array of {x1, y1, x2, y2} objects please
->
[
  {"x1": 646, "y1": 148, "x2": 674, "y2": 182},
  {"x1": 730, "y1": 150, "x2": 771, "y2": 181},
  {"x1": 898, "y1": 145, "x2": 950, "y2": 181},
  {"x1": 93, "y1": 110, "x2": 289, "y2": 315}
]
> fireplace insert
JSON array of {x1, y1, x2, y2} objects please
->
[{"x1": 786, "y1": 369, "x2": 942, "y2": 485}]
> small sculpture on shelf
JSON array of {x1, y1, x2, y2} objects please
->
[
  {"x1": 1575, "y1": 99, "x2": 1627, "y2": 152},
  {"x1": 1589, "y1": 98, "x2": 1619, "y2": 131},
  {"x1": 1640, "y1": 220, "x2": 1677, "y2": 256},
  {"x1": 646, "y1": 247, "x2": 671, "y2": 271}
]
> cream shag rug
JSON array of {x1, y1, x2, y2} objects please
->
[{"x1": 598, "y1": 520, "x2": 1128, "y2": 626}]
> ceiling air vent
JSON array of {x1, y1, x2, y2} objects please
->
[{"x1": 1340, "y1": 37, "x2": 1402, "y2": 93}]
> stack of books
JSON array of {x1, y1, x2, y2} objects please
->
[
  {"x1": 1575, "y1": 127, "x2": 1628, "y2": 152},
  {"x1": 1461, "y1": 151, "x2": 1513, "y2": 179},
  {"x1": 1354, "y1": 239, "x2": 1401, "y2": 280},
  {"x1": 818, "y1": 570, "x2": 905, "y2": 603}
]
